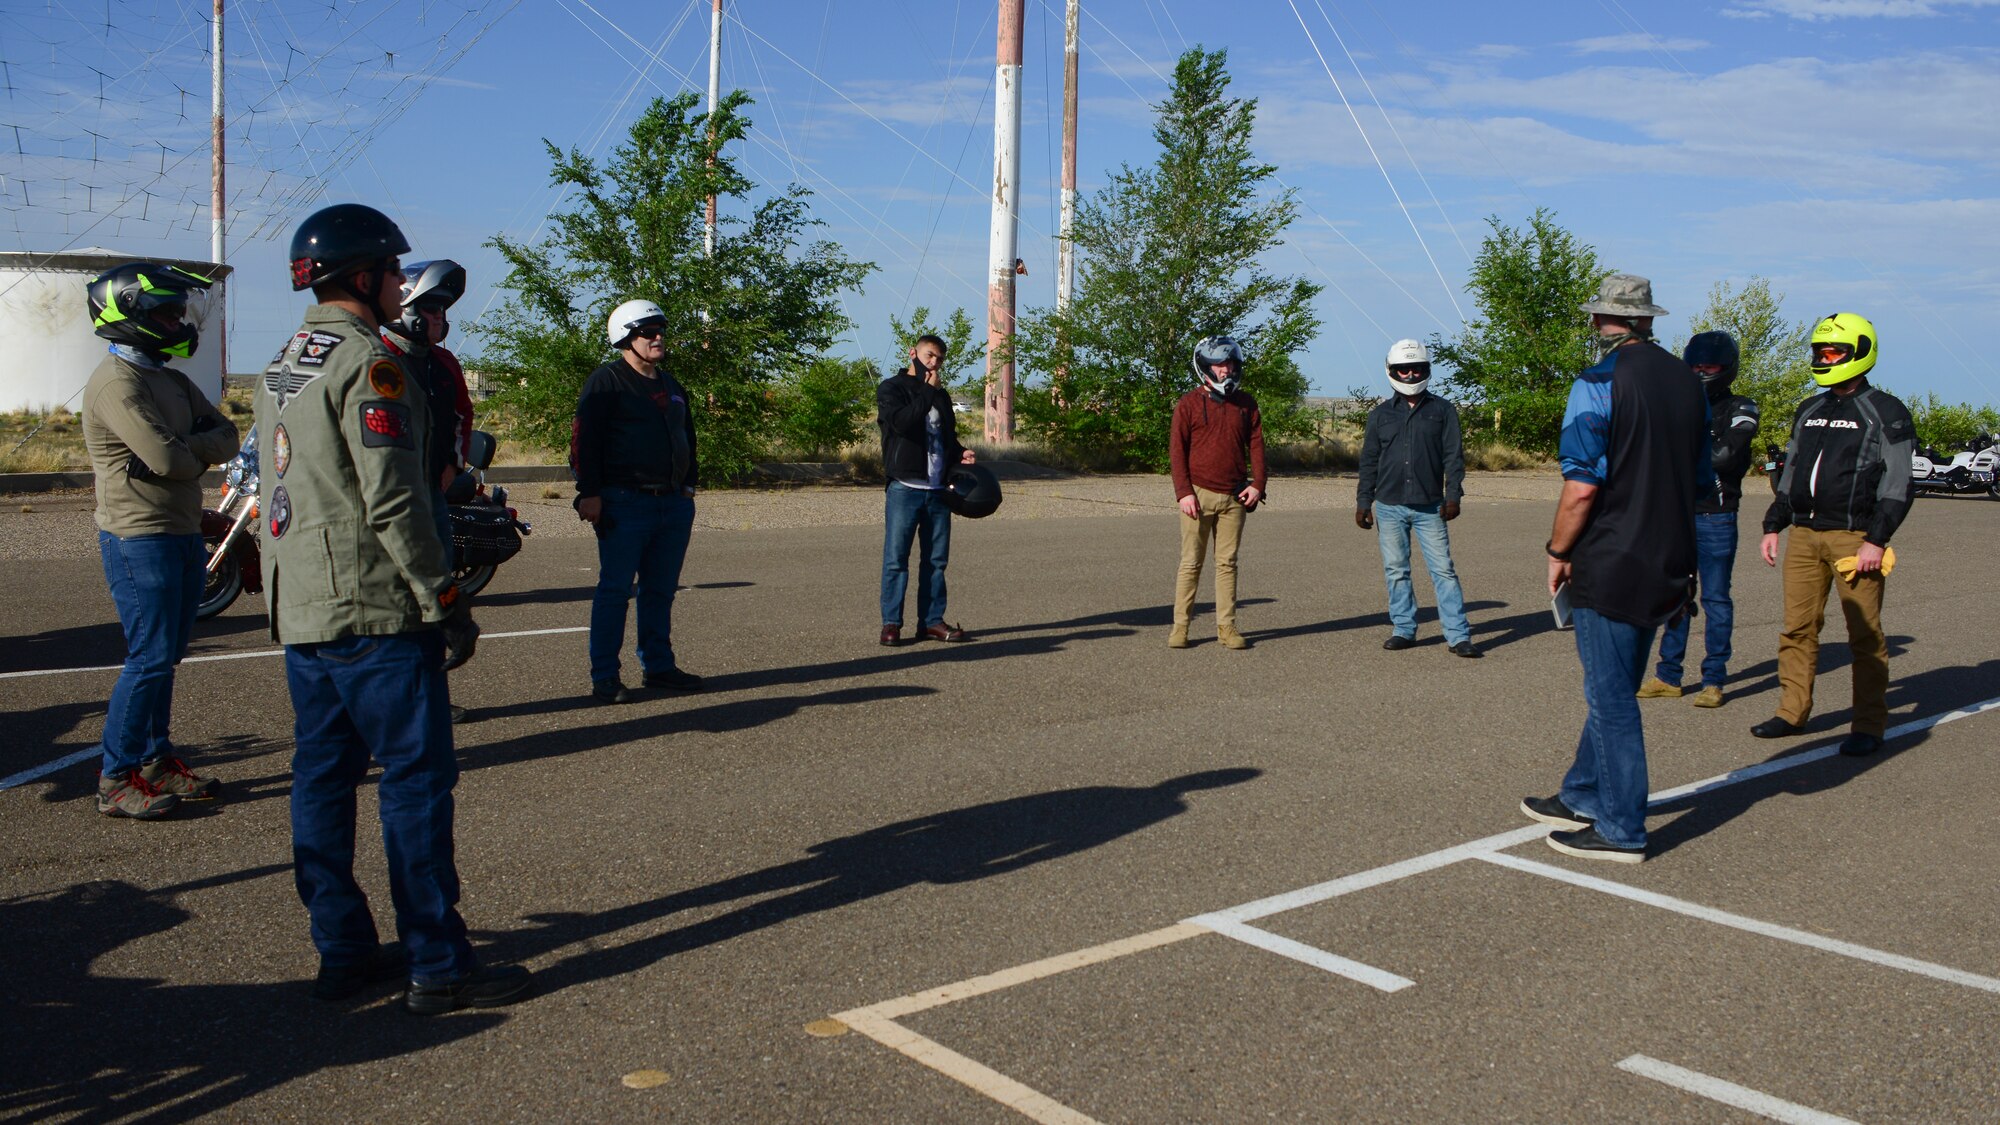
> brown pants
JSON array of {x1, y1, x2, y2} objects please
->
[
  {"x1": 1175, "y1": 486, "x2": 1246, "y2": 631},
  {"x1": 1777, "y1": 527, "x2": 1889, "y2": 735}
]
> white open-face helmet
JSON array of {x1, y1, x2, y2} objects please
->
[
  {"x1": 607, "y1": 299, "x2": 667, "y2": 348},
  {"x1": 1192, "y1": 335, "x2": 1245, "y2": 395},
  {"x1": 1385, "y1": 338, "x2": 1431, "y2": 397}
]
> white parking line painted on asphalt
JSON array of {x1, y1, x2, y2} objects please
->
[
  {"x1": 1188, "y1": 825, "x2": 1550, "y2": 925},
  {"x1": 1615, "y1": 1055, "x2": 1860, "y2": 1124},
  {"x1": 848, "y1": 924, "x2": 1209, "y2": 1023},
  {"x1": 836, "y1": 1009, "x2": 1104, "y2": 1125},
  {"x1": 0, "y1": 625, "x2": 591, "y2": 682},
  {"x1": 0, "y1": 627, "x2": 593, "y2": 792},
  {"x1": 1477, "y1": 851, "x2": 2000, "y2": 995},
  {"x1": 1195, "y1": 917, "x2": 1413, "y2": 992}
]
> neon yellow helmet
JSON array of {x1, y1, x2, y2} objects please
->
[{"x1": 1809, "y1": 312, "x2": 1877, "y2": 387}]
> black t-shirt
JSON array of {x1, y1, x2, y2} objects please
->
[{"x1": 1566, "y1": 341, "x2": 1714, "y2": 627}]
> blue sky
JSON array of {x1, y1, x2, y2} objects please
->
[{"x1": 5, "y1": 0, "x2": 1997, "y2": 407}]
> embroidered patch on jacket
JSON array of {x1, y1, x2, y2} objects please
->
[
  {"x1": 268, "y1": 485, "x2": 292, "y2": 539},
  {"x1": 296, "y1": 331, "x2": 344, "y2": 368},
  {"x1": 272, "y1": 424, "x2": 291, "y2": 477},
  {"x1": 368, "y1": 360, "x2": 405, "y2": 399},
  {"x1": 360, "y1": 401, "x2": 414, "y2": 449}
]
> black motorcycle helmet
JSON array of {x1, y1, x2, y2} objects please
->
[
  {"x1": 87, "y1": 262, "x2": 214, "y2": 360},
  {"x1": 290, "y1": 203, "x2": 410, "y2": 319},
  {"x1": 1683, "y1": 331, "x2": 1740, "y2": 392},
  {"x1": 943, "y1": 463, "x2": 1002, "y2": 519},
  {"x1": 394, "y1": 259, "x2": 467, "y2": 343}
]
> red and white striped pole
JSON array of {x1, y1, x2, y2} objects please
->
[{"x1": 984, "y1": 0, "x2": 1024, "y2": 444}]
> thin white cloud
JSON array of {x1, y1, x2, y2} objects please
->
[
  {"x1": 1727, "y1": 0, "x2": 2000, "y2": 17},
  {"x1": 1569, "y1": 33, "x2": 1711, "y2": 54},
  {"x1": 1469, "y1": 44, "x2": 1527, "y2": 60}
]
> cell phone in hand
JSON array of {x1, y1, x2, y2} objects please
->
[{"x1": 1551, "y1": 582, "x2": 1574, "y2": 631}]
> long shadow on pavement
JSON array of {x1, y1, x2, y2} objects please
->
[
  {"x1": 1713, "y1": 634, "x2": 1916, "y2": 717},
  {"x1": 1, "y1": 612, "x2": 271, "y2": 675},
  {"x1": 485, "y1": 768, "x2": 1262, "y2": 997},
  {"x1": 0, "y1": 866, "x2": 502, "y2": 1123},
  {"x1": 1248, "y1": 599, "x2": 1509, "y2": 647},
  {"x1": 1646, "y1": 656, "x2": 1999, "y2": 855}
]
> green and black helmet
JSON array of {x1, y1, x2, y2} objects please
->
[{"x1": 86, "y1": 262, "x2": 214, "y2": 360}]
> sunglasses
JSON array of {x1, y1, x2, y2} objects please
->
[{"x1": 630, "y1": 324, "x2": 666, "y2": 340}]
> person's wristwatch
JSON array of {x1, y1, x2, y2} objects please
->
[{"x1": 1545, "y1": 539, "x2": 1571, "y2": 561}]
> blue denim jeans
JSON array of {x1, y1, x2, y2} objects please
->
[
  {"x1": 285, "y1": 630, "x2": 475, "y2": 982},
  {"x1": 1654, "y1": 511, "x2": 1738, "y2": 688},
  {"x1": 96, "y1": 530, "x2": 204, "y2": 776},
  {"x1": 1559, "y1": 607, "x2": 1657, "y2": 849},
  {"x1": 881, "y1": 481, "x2": 952, "y2": 628},
  {"x1": 1374, "y1": 502, "x2": 1469, "y2": 645},
  {"x1": 590, "y1": 487, "x2": 696, "y2": 684}
]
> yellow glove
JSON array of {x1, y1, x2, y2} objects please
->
[{"x1": 1834, "y1": 546, "x2": 1896, "y2": 583}]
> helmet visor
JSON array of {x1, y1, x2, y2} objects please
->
[
  {"x1": 1389, "y1": 362, "x2": 1430, "y2": 383},
  {"x1": 1811, "y1": 342, "x2": 1853, "y2": 368}
]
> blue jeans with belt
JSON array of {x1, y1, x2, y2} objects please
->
[
  {"x1": 1374, "y1": 502, "x2": 1469, "y2": 645},
  {"x1": 286, "y1": 630, "x2": 475, "y2": 982},
  {"x1": 1654, "y1": 511, "x2": 1738, "y2": 689},
  {"x1": 1559, "y1": 606, "x2": 1657, "y2": 849},
  {"x1": 881, "y1": 481, "x2": 952, "y2": 628},
  {"x1": 589, "y1": 486, "x2": 695, "y2": 684},
  {"x1": 95, "y1": 530, "x2": 204, "y2": 777}
]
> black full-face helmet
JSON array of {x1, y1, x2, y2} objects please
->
[
  {"x1": 289, "y1": 204, "x2": 410, "y2": 311},
  {"x1": 1683, "y1": 330, "x2": 1740, "y2": 390},
  {"x1": 87, "y1": 262, "x2": 214, "y2": 360},
  {"x1": 943, "y1": 463, "x2": 1003, "y2": 518}
]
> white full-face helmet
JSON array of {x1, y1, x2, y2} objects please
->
[
  {"x1": 607, "y1": 299, "x2": 667, "y2": 348},
  {"x1": 1385, "y1": 338, "x2": 1431, "y2": 397}
]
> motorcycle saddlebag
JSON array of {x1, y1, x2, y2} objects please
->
[{"x1": 451, "y1": 508, "x2": 523, "y2": 568}]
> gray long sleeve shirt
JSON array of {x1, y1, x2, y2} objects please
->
[{"x1": 1356, "y1": 392, "x2": 1464, "y2": 509}]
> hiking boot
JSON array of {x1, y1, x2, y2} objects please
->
[
  {"x1": 1217, "y1": 627, "x2": 1249, "y2": 650},
  {"x1": 405, "y1": 964, "x2": 533, "y2": 1015},
  {"x1": 1687, "y1": 686, "x2": 1725, "y2": 709},
  {"x1": 313, "y1": 941, "x2": 410, "y2": 1002},
  {"x1": 1635, "y1": 677, "x2": 1681, "y2": 699},
  {"x1": 1546, "y1": 826, "x2": 1645, "y2": 864},
  {"x1": 139, "y1": 756, "x2": 220, "y2": 801},
  {"x1": 1167, "y1": 625, "x2": 1190, "y2": 649},
  {"x1": 1382, "y1": 634, "x2": 1416, "y2": 651},
  {"x1": 643, "y1": 667, "x2": 704, "y2": 692},
  {"x1": 1519, "y1": 795, "x2": 1593, "y2": 831},
  {"x1": 97, "y1": 770, "x2": 179, "y2": 820},
  {"x1": 591, "y1": 680, "x2": 633, "y2": 705}
]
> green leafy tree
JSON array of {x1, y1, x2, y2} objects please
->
[
  {"x1": 1680, "y1": 277, "x2": 1812, "y2": 456},
  {"x1": 1429, "y1": 209, "x2": 1608, "y2": 457},
  {"x1": 1905, "y1": 391, "x2": 2000, "y2": 452},
  {"x1": 886, "y1": 306, "x2": 985, "y2": 398},
  {"x1": 1009, "y1": 47, "x2": 1321, "y2": 470},
  {"x1": 772, "y1": 356, "x2": 879, "y2": 458},
  {"x1": 474, "y1": 92, "x2": 874, "y2": 483}
]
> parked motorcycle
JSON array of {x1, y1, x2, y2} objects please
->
[
  {"x1": 196, "y1": 427, "x2": 531, "y2": 618},
  {"x1": 197, "y1": 428, "x2": 264, "y2": 619},
  {"x1": 1910, "y1": 433, "x2": 1999, "y2": 499}
]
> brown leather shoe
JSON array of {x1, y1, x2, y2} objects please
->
[
  {"x1": 879, "y1": 624, "x2": 902, "y2": 646},
  {"x1": 919, "y1": 622, "x2": 969, "y2": 643}
]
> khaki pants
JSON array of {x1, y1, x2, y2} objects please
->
[
  {"x1": 1777, "y1": 527, "x2": 1889, "y2": 735},
  {"x1": 1175, "y1": 486, "x2": 1246, "y2": 632}
]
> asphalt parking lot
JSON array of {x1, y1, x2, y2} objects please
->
[{"x1": 3, "y1": 474, "x2": 1996, "y2": 1123}]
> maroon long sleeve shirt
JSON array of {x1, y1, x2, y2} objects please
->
[{"x1": 1170, "y1": 388, "x2": 1266, "y2": 501}]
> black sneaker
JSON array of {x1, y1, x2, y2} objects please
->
[
  {"x1": 1382, "y1": 635, "x2": 1416, "y2": 651},
  {"x1": 591, "y1": 680, "x2": 633, "y2": 705},
  {"x1": 312, "y1": 941, "x2": 410, "y2": 1002},
  {"x1": 405, "y1": 964, "x2": 533, "y2": 1016},
  {"x1": 1838, "y1": 732, "x2": 1883, "y2": 757},
  {"x1": 1546, "y1": 826, "x2": 1645, "y2": 864},
  {"x1": 1519, "y1": 795, "x2": 1593, "y2": 831},
  {"x1": 643, "y1": 667, "x2": 704, "y2": 692},
  {"x1": 448, "y1": 705, "x2": 468, "y2": 725},
  {"x1": 1448, "y1": 641, "x2": 1483, "y2": 659},
  {"x1": 1750, "y1": 716, "x2": 1805, "y2": 739}
]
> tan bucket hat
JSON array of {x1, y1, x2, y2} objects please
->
[{"x1": 1580, "y1": 273, "x2": 1668, "y2": 318}]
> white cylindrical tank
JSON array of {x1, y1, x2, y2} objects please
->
[{"x1": 0, "y1": 248, "x2": 231, "y2": 411}]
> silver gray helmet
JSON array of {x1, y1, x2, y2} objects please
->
[{"x1": 1192, "y1": 335, "x2": 1245, "y2": 394}]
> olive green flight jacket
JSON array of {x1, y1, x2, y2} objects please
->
[
  {"x1": 82, "y1": 351, "x2": 240, "y2": 537},
  {"x1": 254, "y1": 304, "x2": 451, "y2": 644}
]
